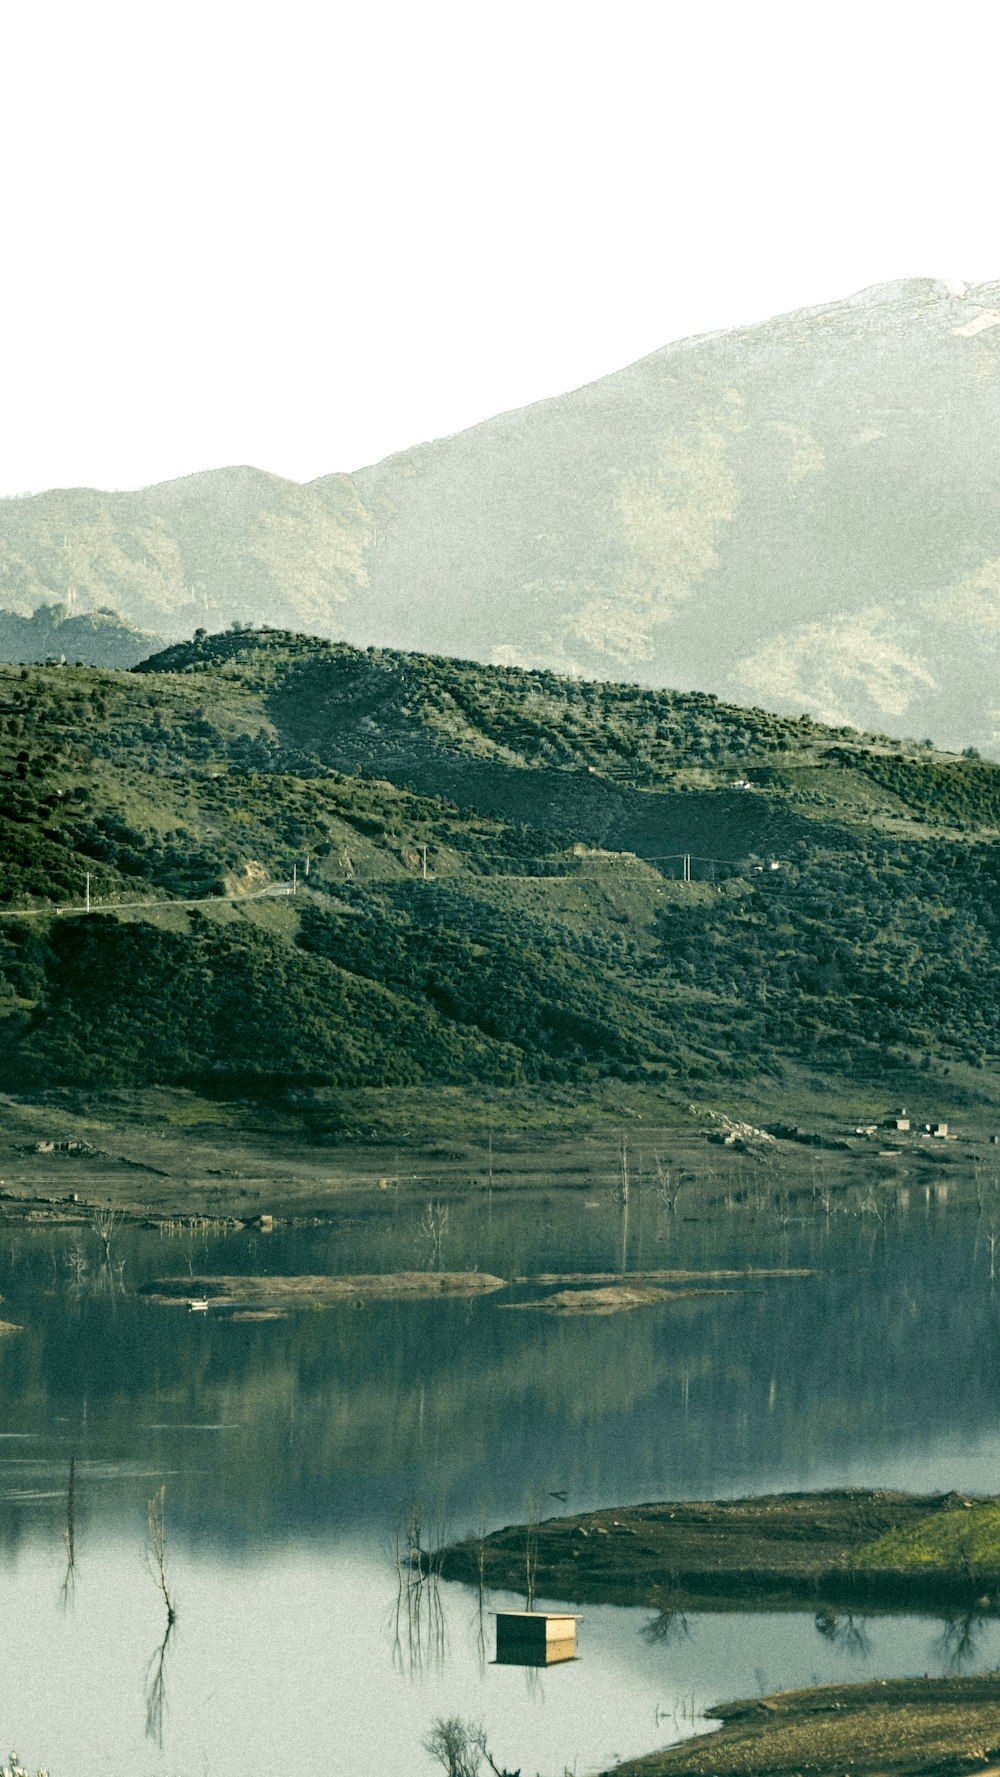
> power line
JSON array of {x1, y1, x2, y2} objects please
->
[{"x1": 0, "y1": 839, "x2": 788, "y2": 923}]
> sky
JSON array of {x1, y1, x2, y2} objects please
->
[{"x1": 2, "y1": 0, "x2": 998, "y2": 496}]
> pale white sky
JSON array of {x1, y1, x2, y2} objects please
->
[{"x1": 2, "y1": 0, "x2": 998, "y2": 496}]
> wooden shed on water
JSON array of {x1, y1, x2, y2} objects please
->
[{"x1": 494, "y1": 1611, "x2": 581, "y2": 1665}]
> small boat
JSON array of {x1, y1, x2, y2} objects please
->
[{"x1": 188, "y1": 1297, "x2": 209, "y2": 1313}]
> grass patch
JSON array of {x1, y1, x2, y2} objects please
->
[{"x1": 855, "y1": 1498, "x2": 1000, "y2": 1570}]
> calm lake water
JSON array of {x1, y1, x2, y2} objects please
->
[{"x1": 2, "y1": 1178, "x2": 1000, "y2": 1775}]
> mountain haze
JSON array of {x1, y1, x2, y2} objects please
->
[{"x1": 2, "y1": 278, "x2": 998, "y2": 750}]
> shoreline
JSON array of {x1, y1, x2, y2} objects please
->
[
  {"x1": 0, "y1": 1082, "x2": 996, "y2": 1228},
  {"x1": 601, "y1": 1673, "x2": 1000, "y2": 1776},
  {"x1": 440, "y1": 1491, "x2": 1000, "y2": 1774}
]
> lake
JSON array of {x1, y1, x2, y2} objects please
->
[{"x1": 1, "y1": 1175, "x2": 999, "y2": 1775}]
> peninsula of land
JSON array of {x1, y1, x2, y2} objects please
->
[{"x1": 442, "y1": 1490, "x2": 1000, "y2": 1614}]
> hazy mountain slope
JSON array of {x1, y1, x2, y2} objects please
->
[
  {"x1": 0, "y1": 468, "x2": 375, "y2": 637},
  {"x1": 347, "y1": 278, "x2": 1000, "y2": 751},
  {"x1": 1, "y1": 630, "x2": 998, "y2": 1104},
  {"x1": 1, "y1": 277, "x2": 998, "y2": 750},
  {"x1": 0, "y1": 603, "x2": 164, "y2": 667}
]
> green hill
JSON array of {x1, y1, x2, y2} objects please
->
[{"x1": 0, "y1": 628, "x2": 997, "y2": 1110}]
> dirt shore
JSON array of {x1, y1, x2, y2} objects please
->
[
  {"x1": 0, "y1": 1083, "x2": 991, "y2": 1226},
  {"x1": 604, "y1": 1674, "x2": 1000, "y2": 1776}
]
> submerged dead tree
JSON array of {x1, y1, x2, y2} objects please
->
[
  {"x1": 93, "y1": 1205, "x2": 120, "y2": 1266},
  {"x1": 144, "y1": 1483, "x2": 177, "y2": 1745},
  {"x1": 420, "y1": 1200, "x2": 450, "y2": 1269},
  {"x1": 147, "y1": 1484, "x2": 176, "y2": 1625},
  {"x1": 59, "y1": 1456, "x2": 77, "y2": 1610}
]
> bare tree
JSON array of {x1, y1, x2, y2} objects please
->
[
  {"x1": 59, "y1": 1456, "x2": 77, "y2": 1611},
  {"x1": 653, "y1": 1155, "x2": 681, "y2": 1212},
  {"x1": 146, "y1": 1485, "x2": 176, "y2": 1624},
  {"x1": 424, "y1": 1716, "x2": 483, "y2": 1777},
  {"x1": 424, "y1": 1719, "x2": 520, "y2": 1777},
  {"x1": 93, "y1": 1204, "x2": 120, "y2": 1266},
  {"x1": 612, "y1": 1134, "x2": 630, "y2": 1206},
  {"x1": 420, "y1": 1200, "x2": 449, "y2": 1269},
  {"x1": 64, "y1": 1241, "x2": 89, "y2": 1293}
]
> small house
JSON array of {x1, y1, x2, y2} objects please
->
[{"x1": 494, "y1": 1611, "x2": 581, "y2": 1666}]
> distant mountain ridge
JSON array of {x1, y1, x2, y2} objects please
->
[{"x1": 2, "y1": 277, "x2": 998, "y2": 750}]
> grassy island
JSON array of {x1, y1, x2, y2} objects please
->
[{"x1": 442, "y1": 1491, "x2": 1000, "y2": 1614}]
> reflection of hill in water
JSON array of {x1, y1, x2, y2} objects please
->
[{"x1": 0, "y1": 1205, "x2": 997, "y2": 1551}]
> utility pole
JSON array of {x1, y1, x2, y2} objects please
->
[
  {"x1": 421, "y1": 844, "x2": 428, "y2": 882},
  {"x1": 292, "y1": 862, "x2": 297, "y2": 896},
  {"x1": 85, "y1": 871, "x2": 90, "y2": 913}
]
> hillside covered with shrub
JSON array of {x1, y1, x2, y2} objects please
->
[{"x1": 0, "y1": 627, "x2": 997, "y2": 1107}]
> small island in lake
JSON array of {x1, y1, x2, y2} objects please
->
[{"x1": 443, "y1": 1489, "x2": 1000, "y2": 1614}]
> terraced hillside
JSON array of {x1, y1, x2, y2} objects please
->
[{"x1": 0, "y1": 628, "x2": 997, "y2": 1107}]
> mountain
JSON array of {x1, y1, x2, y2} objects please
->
[
  {"x1": 0, "y1": 629, "x2": 997, "y2": 1112},
  {"x1": 3, "y1": 279, "x2": 1000, "y2": 753},
  {"x1": 0, "y1": 279, "x2": 997, "y2": 753}
]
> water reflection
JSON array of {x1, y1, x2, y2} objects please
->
[
  {"x1": 392, "y1": 1505, "x2": 447, "y2": 1677},
  {"x1": 934, "y1": 1610, "x2": 987, "y2": 1673},
  {"x1": 58, "y1": 1456, "x2": 76, "y2": 1611},
  {"x1": 144, "y1": 1616, "x2": 174, "y2": 1747},
  {"x1": 0, "y1": 1185, "x2": 998, "y2": 1773},
  {"x1": 642, "y1": 1604, "x2": 691, "y2": 1648},
  {"x1": 813, "y1": 1608, "x2": 872, "y2": 1658}
]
